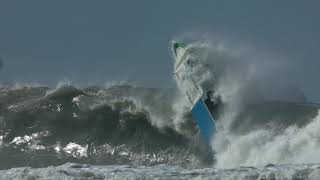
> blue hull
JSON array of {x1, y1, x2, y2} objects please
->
[{"x1": 191, "y1": 99, "x2": 216, "y2": 143}]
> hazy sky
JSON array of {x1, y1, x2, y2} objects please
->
[{"x1": 0, "y1": 1, "x2": 319, "y2": 100}]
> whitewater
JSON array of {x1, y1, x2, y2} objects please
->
[{"x1": 1, "y1": 39, "x2": 320, "y2": 179}]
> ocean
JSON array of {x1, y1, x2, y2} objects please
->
[
  {"x1": 0, "y1": 83, "x2": 319, "y2": 179},
  {"x1": 1, "y1": 41, "x2": 320, "y2": 180}
]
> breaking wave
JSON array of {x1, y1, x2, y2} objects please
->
[{"x1": 0, "y1": 83, "x2": 210, "y2": 169}]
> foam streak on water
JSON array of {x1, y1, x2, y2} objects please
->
[{"x1": 1, "y1": 163, "x2": 320, "y2": 180}]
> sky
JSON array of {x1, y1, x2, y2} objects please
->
[{"x1": 0, "y1": 1, "x2": 319, "y2": 101}]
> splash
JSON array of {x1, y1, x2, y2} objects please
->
[
  {"x1": 213, "y1": 110, "x2": 320, "y2": 168},
  {"x1": 171, "y1": 38, "x2": 320, "y2": 168}
]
